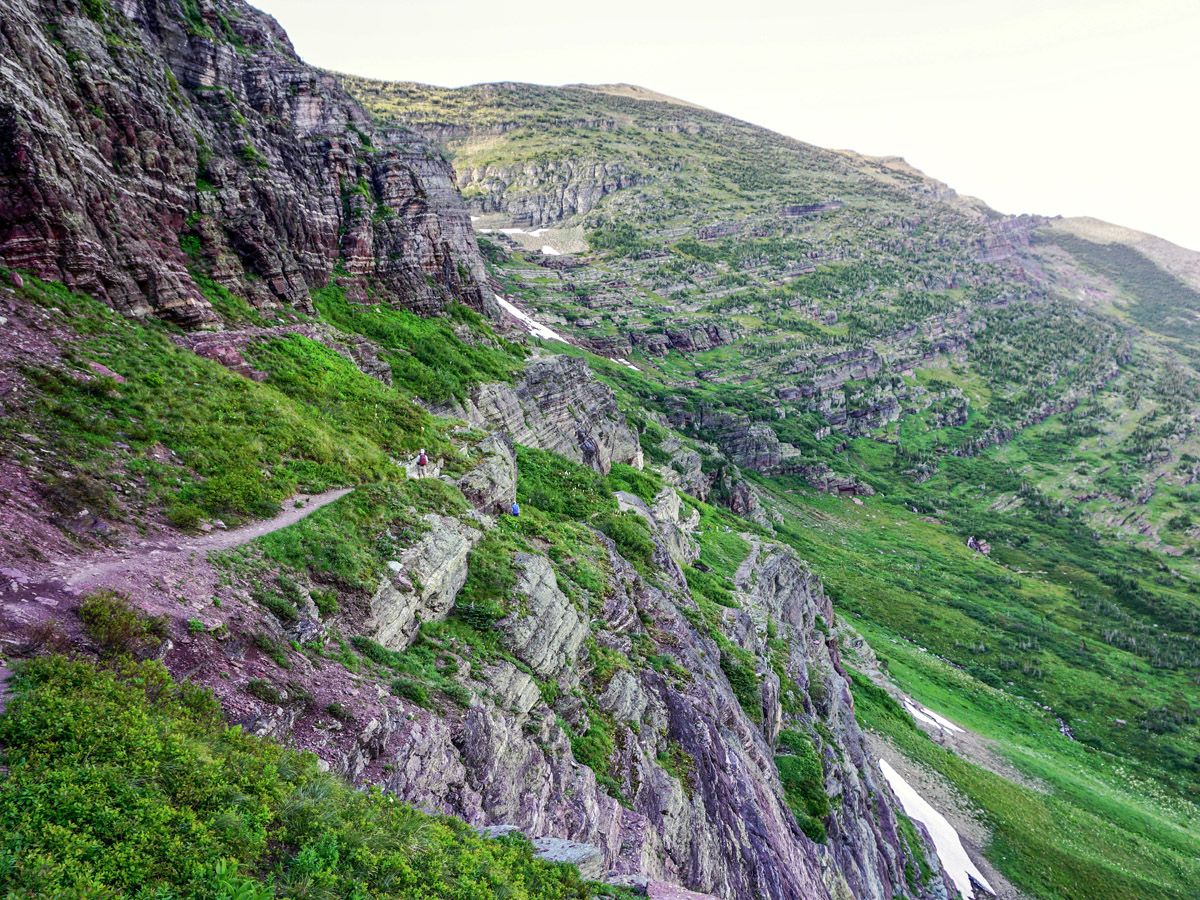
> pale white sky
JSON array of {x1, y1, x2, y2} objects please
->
[{"x1": 252, "y1": 0, "x2": 1200, "y2": 250}]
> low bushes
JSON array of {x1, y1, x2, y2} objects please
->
[{"x1": 0, "y1": 655, "x2": 593, "y2": 898}]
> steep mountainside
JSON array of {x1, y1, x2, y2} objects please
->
[
  {"x1": 0, "y1": 0, "x2": 492, "y2": 324},
  {"x1": 0, "y1": 4, "x2": 961, "y2": 900},
  {"x1": 341, "y1": 78, "x2": 1200, "y2": 899},
  {"x1": 0, "y1": 1, "x2": 1196, "y2": 896}
]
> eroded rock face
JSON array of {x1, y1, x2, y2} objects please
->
[
  {"x1": 630, "y1": 325, "x2": 737, "y2": 356},
  {"x1": 455, "y1": 432, "x2": 517, "y2": 513},
  {"x1": 340, "y1": 524, "x2": 942, "y2": 900},
  {"x1": 0, "y1": 0, "x2": 493, "y2": 324},
  {"x1": 500, "y1": 553, "x2": 587, "y2": 679},
  {"x1": 367, "y1": 514, "x2": 480, "y2": 649},
  {"x1": 446, "y1": 355, "x2": 642, "y2": 473},
  {"x1": 732, "y1": 540, "x2": 924, "y2": 900},
  {"x1": 457, "y1": 158, "x2": 649, "y2": 228}
]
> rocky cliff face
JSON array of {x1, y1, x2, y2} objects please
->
[
  {"x1": 443, "y1": 354, "x2": 644, "y2": 473},
  {"x1": 459, "y1": 159, "x2": 649, "y2": 228},
  {"x1": 321, "y1": 494, "x2": 937, "y2": 900},
  {"x1": 0, "y1": 0, "x2": 493, "y2": 324}
]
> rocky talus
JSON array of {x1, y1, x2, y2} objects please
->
[{"x1": 0, "y1": 0, "x2": 492, "y2": 324}]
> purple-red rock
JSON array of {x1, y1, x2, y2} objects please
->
[{"x1": 0, "y1": 0, "x2": 494, "y2": 326}]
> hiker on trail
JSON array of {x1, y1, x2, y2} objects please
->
[
  {"x1": 510, "y1": 501, "x2": 520, "y2": 517},
  {"x1": 417, "y1": 448, "x2": 428, "y2": 477}
]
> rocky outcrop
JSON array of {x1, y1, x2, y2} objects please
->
[
  {"x1": 0, "y1": 0, "x2": 492, "y2": 325},
  {"x1": 456, "y1": 432, "x2": 518, "y2": 513},
  {"x1": 369, "y1": 525, "x2": 941, "y2": 899},
  {"x1": 732, "y1": 540, "x2": 926, "y2": 900},
  {"x1": 667, "y1": 405, "x2": 784, "y2": 474},
  {"x1": 778, "y1": 461, "x2": 876, "y2": 497},
  {"x1": 630, "y1": 325, "x2": 737, "y2": 356},
  {"x1": 456, "y1": 159, "x2": 649, "y2": 228},
  {"x1": 666, "y1": 452, "x2": 709, "y2": 503},
  {"x1": 445, "y1": 355, "x2": 642, "y2": 473},
  {"x1": 367, "y1": 514, "x2": 481, "y2": 649},
  {"x1": 500, "y1": 554, "x2": 587, "y2": 679}
]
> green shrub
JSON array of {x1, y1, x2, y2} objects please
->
[
  {"x1": 253, "y1": 632, "x2": 291, "y2": 669},
  {"x1": 16, "y1": 277, "x2": 402, "y2": 526},
  {"x1": 516, "y1": 445, "x2": 614, "y2": 520},
  {"x1": 255, "y1": 588, "x2": 298, "y2": 624},
  {"x1": 311, "y1": 588, "x2": 339, "y2": 619},
  {"x1": 246, "y1": 678, "x2": 284, "y2": 704},
  {"x1": 597, "y1": 510, "x2": 656, "y2": 571},
  {"x1": 166, "y1": 501, "x2": 204, "y2": 531},
  {"x1": 568, "y1": 708, "x2": 621, "y2": 799},
  {"x1": 77, "y1": 590, "x2": 167, "y2": 657},
  {"x1": 718, "y1": 642, "x2": 762, "y2": 723},
  {"x1": 326, "y1": 702, "x2": 352, "y2": 722},
  {"x1": 391, "y1": 677, "x2": 430, "y2": 707},
  {"x1": 313, "y1": 284, "x2": 523, "y2": 405},
  {"x1": 0, "y1": 656, "x2": 591, "y2": 897},
  {"x1": 656, "y1": 740, "x2": 696, "y2": 793},
  {"x1": 455, "y1": 530, "x2": 516, "y2": 629},
  {"x1": 776, "y1": 729, "x2": 830, "y2": 842}
]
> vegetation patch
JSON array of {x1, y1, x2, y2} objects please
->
[
  {"x1": 775, "y1": 728, "x2": 829, "y2": 842},
  {"x1": 0, "y1": 656, "x2": 594, "y2": 897}
]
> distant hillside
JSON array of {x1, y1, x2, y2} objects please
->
[{"x1": 343, "y1": 73, "x2": 1200, "y2": 900}]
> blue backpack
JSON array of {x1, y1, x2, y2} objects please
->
[{"x1": 510, "y1": 501, "x2": 520, "y2": 517}]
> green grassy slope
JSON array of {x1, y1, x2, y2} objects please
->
[{"x1": 0, "y1": 654, "x2": 597, "y2": 898}]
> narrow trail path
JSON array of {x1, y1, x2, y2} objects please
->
[
  {"x1": 56, "y1": 487, "x2": 353, "y2": 592},
  {"x1": 1, "y1": 487, "x2": 353, "y2": 621},
  {"x1": 0, "y1": 488, "x2": 353, "y2": 717}
]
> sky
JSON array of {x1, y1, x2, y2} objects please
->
[{"x1": 251, "y1": 0, "x2": 1200, "y2": 251}]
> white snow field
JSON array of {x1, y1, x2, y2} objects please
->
[{"x1": 878, "y1": 759, "x2": 993, "y2": 899}]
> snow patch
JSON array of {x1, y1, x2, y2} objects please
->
[
  {"x1": 497, "y1": 296, "x2": 569, "y2": 343},
  {"x1": 479, "y1": 227, "x2": 550, "y2": 237},
  {"x1": 878, "y1": 760, "x2": 993, "y2": 899},
  {"x1": 541, "y1": 245, "x2": 561, "y2": 256},
  {"x1": 904, "y1": 699, "x2": 964, "y2": 734},
  {"x1": 613, "y1": 357, "x2": 640, "y2": 372}
]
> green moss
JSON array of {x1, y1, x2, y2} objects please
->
[
  {"x1": 239, "y1": 142, "x2": 268, "y2": 169},
  {"x1": 567, "y1": 708, "x2": 622, "y2": 800},
  {"x1": 656, "y1": 740, "x2": 696, "y2": 794},
  {"x1": 894, "y1": 808, "x2": 934, "y2": 890}
]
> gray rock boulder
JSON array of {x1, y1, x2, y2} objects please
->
[
  {"x1": 445, "y1": 355, "x2": 642, "y2": 473},
  {"x1": 456, "y1": 432, "x2": 517, "y2": 513},
  {"x1": 367, "y1": 514, "x2": 480, "y2": 649},
  {"x1": 532, "y1": 837, "x2": 605, "y2": 880},
  {"x1": 500, "y1": 554, "x2": 587, "y2": 678}
]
